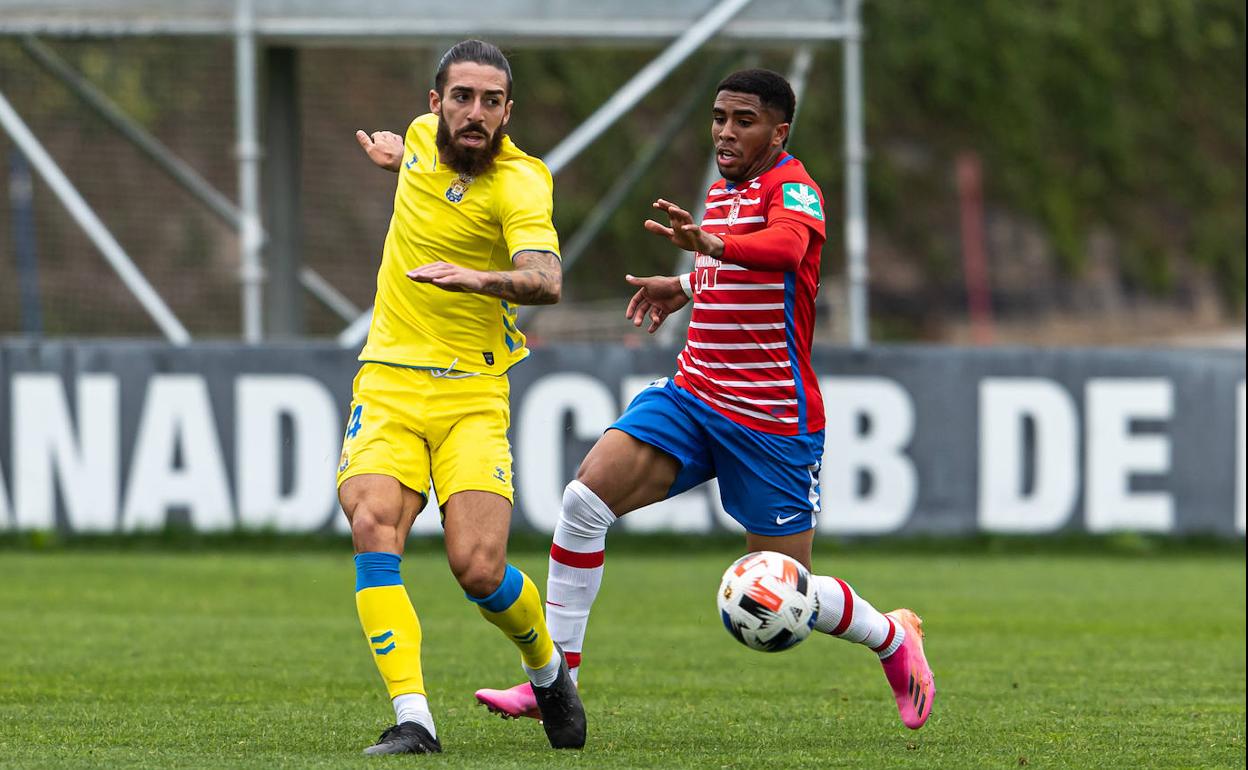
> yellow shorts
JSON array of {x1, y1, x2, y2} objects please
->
[{"x1": 336, "y1": 362, "x2": 513, "y2": 507}]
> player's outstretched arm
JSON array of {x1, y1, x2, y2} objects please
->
[
  {"x1": 406, "y1": 250, "x2": 562, "y2": 305},
  {"x1": 624, "y1": 274, "x2": 689, "y2": 334},
  {"x1": 355, "y1": 129, "x2": 404, "y2": 172}
]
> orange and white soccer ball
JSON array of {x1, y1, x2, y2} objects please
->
[{"x1": 717, "y1": 551, "x2": 820, "y2": 652}]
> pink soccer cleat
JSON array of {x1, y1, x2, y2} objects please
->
[
  {"x1": 879, "y1": 609, "x2": 935, "y2": 729},
  {"x1": 474, "y1": 682, "x2": 541, "y2": 720}
]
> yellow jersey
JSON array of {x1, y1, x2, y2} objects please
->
[{"x1": 360, "y1": 113, "x2": 560, "y2": 375}]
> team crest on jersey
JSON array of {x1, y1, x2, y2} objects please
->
[
  {"x1": 445, "y1": 174, "x2": 474, "y2": 203},
  {"x1": 782, "y1": 182, "x2": 824, "y2": 221},
  {"x1": 727, "y1": 193, "x2": 742, "y2": 225}
]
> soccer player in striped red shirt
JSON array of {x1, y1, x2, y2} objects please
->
[{"x1": 476, "y1": 69, "x2": 934, "y2": 731}]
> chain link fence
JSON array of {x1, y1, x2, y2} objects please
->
[{"x1": 1, "y1": 38, "x2": 848, "y2": 343}]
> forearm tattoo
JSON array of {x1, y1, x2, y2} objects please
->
[{"x1": 480, "y1": 250, "x2": 562, "y2": 305}]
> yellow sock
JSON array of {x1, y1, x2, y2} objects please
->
[
  {"x1": 354, "y1": 553, "x2": 425, "y2": 699},
  {"x1": 470, "y1": 564, "x2": 556, "y2": 670}
]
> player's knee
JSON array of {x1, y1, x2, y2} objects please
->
[
  {"x1": 559, "y1": 480, "x2": 617, "y2": 539},
  {"x1": 449, "y1": 548, "x2": 506, "y2": 598},
  {"x1": 348, "y1": 501, "x2": 400, "y2": 552}
]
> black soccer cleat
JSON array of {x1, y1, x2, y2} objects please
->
[
  {"x1": 361, "y1": 721, "x2": 442, "y2": 755},
  {"x1": 531, "y1": 644, "x2": 587, "y2": 749}
]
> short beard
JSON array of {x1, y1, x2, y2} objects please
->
[{"x1": 436, "y1": 115, "x2": 505, "y2": 177}]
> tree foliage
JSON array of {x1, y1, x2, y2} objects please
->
[{"x1": 865, "y1": 0, "x2": 1245, "y2": 301}]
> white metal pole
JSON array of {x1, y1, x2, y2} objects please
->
[
  {"x1": 541, "y1": 0, "x2": 756, "y2": 176},
  {"x1": 23, "y1": 35, "x2": 348, "y2": 324},
  {"x1": 844, "y1": 0, "x2": 869, "y2": 348},
  {"x1": 235, "y1": 0, "x2": 264, "y2": 343},
  {"x1": 787, "y1": 45, "x2": 814, "y2": 130},
  {"x1": 0, "y1": 88, "x2": 191, "y2": 344},
  {"x1": 300, "y1": 267, "x2": 360, "y2": 322}
]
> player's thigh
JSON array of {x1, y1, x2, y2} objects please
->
[
  {"x1": 714, "y1": 428, "x2": 824, "y2": 540},
  {"x1": 337, "y1": 363, "x2": 434, "y2": 504},
  {"x1": 428, "y1": 383, "x2": 514, "y2": 506},
  {"x1": 576, "y1": 429, "x2": 682, "y2": 515},
  {"x1": 428, "y1": 378, "x2": 516, "y2": 583},
  {"x1": 441, "y1": 489, "x2": 512, "y2": 592},
  {"x1": 585, "y1": 377, "x2": 713, "y2": 515}
]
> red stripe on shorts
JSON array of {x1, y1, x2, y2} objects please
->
[
  {"x1": 550, "y1": 542, "x2": 605, "y2": 569},
  {"x1": 830, "y1": 577, "x2": 855, "y2": 636}
]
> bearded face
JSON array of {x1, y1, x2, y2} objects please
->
[{"x1": 435, "y1": 113, "x2": 505, "y2": 178}]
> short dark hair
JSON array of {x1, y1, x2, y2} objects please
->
[
  {"x1": 715, "y1": 68, "x2": 796, "y2": 124},
  {"x1": 434, "y1": 39, "x2": 513, "y2": 98}
]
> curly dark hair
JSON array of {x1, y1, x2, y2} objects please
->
[{"x1": 715, "y1": 68, "x2": 796, "y2": 124}]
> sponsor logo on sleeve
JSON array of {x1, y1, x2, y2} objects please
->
[{"x1": 781, "y1": 182, "x2": 824, "y2": 221}]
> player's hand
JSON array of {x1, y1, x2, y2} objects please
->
[
  {"x1": 624, "y1": 274, "x2": 690, "y2": 334},
  {"x1": 643, "y1": 198, "x2": 725, "y2": 257},
  {"x1": 355, "y1": 129, "x2": 404, "y2": 172},
  {"x1": 406, "y1": 262, "x2": 487, "y2": 293}
]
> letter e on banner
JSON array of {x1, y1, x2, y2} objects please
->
[{"x1": 1085, "y1": 379, "x2": 1174, "y2": 533}]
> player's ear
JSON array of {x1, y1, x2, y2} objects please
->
[
  {"x1": 773, "y1": 121, "x2": 790, "y2": 149},
  {"x1": 502, "y1": 99, "x2": 514, "y2": 128},
  {"x1": 429, "y1": 89, "x2": 442, "y2": 115}
]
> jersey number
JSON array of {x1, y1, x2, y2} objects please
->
[
  {"x1": 345, "y1": 404, "x2": 364, "y2": 440},
  {"x1": 696, "y1": 266, "x2": 719, "y2": 291}
]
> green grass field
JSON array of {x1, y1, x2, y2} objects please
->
[{"x1": 1, "y1": 540, "x2": 1244, "y2": 769}]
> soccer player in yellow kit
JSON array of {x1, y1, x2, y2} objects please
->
[{"x1": 338, "y1": 39, "x2": 585, "y2": 755}]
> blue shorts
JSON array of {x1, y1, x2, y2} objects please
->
[{"x1": 610, "y1": 378, "x2": 824, "y2": 536}]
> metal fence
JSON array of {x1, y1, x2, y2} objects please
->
[{"x1": 2, "y1": 1, "x2": 869, "y2": 345}]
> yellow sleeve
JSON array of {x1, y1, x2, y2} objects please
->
[{"x1": 496, "y1": 160, "x2": 561, "y2": 260}]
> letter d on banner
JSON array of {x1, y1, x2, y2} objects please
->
[
  {"x1": 978, "y1": 379, "x2": 1078, "y2": 533},
  {"x1": 235, "y1": 375, "x2": 339, "y2": 531}
]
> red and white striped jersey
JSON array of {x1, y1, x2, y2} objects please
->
[{"x1": 674, "y1": 153, "x2": 827, "y2": 435}]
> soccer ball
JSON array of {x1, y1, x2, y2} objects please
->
[{"x1": 717, "y1": 551, "x2": 820, "y2": 652}]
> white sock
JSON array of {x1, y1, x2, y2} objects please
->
[
  {"x1": 812, "y1": 574, "x2": 905, "y2": 659},
  {"x1": 523, "y1": 649, "x2": 563, "y2": 688},
  {"x1": 546, "y1": 480, "x2": 616, "y2": 682},
  {"x1": 392, "y1": 693, "x2": 436, "y2": 738}
]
